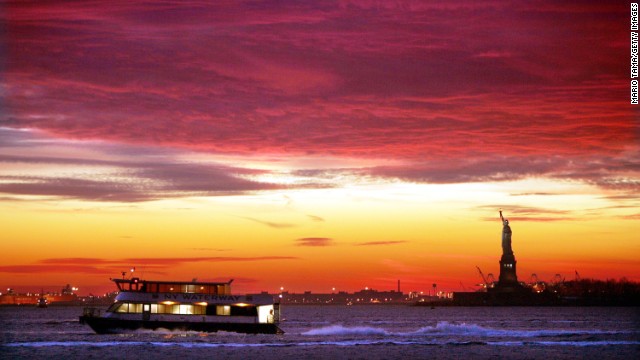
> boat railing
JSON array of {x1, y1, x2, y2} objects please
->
[
  {"x1": 82, "y1": 307, "x2": 102, "y2": 318},
  {"x1": 272, "y1": 303, "x2": 280, "y2": 324}
]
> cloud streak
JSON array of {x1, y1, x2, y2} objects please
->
[
  {"x1": 356, "y1": 240, "x2": 407, "y2": 246},
  {"x1": 0, "y1": 256, "x2": 299, "y2": 274},
  {"x1": 0, "y1": 128, "x2": 332, "y2": 202},
  {"x1": 295, "y1": 237, "x2": 334, "y2": 247},
  {"x1": 238, "y1": 216, "x2": 297, "y2": 229}
]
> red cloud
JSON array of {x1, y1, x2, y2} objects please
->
[{"x1": 1, "y1": 1, "x2": 636, "y2": 199}]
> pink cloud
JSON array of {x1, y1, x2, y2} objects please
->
[{"x1": 0, "y1": 0, "x2": 636, "y2": 200}]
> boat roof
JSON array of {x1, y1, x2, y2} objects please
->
[{"x1": 113, "y1": 278, "x2": 233, "y2": 286}]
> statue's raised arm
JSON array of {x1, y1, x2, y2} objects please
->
[{"x1": 499, "y1": 210, "x2": 505, "y2": 224}]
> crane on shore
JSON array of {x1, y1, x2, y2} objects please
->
[{"x1": 476, "y1": 266, "x2": 489, "y2": 290}]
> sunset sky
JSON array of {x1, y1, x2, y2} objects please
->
[{"x1": 1, "y1": 1, "x2": 638, "y2": 296}]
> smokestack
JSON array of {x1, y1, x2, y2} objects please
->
[{"x1": 397, "y1": 280, "x2": 400, "y2": 293}]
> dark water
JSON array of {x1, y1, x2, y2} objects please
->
[{"x1": 1, "y1": 305, "x2": 639, "y2": 359}]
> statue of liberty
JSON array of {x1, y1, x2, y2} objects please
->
[{"x1": 499, "y1": 210, "x2": 513, "y2": 255}]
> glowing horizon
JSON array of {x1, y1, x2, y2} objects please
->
[{"x1": 1, "y1": 1, "x2": 638, "y2": 296}]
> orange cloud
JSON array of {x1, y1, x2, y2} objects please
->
[{"x1": 295, "y1": 238, "x2": 334, "y2": 247}]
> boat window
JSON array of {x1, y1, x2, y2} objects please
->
[
  {"x1": 257, "y1": 305, "x2": 274, "y2": 324},
  {"x1": 231, "y1": 305, "x2": 257, "y2": 317},
  {"x1": 113, "y1": 303, "x2": 127, "y2": 313},
  {"x1": 158, "y1": 284, "x2": 180, "y2": 293},
  {"x1": 107, "y1": 302, "x2": 121, "y2": 312},
  {"x1": 185, "y1": 284, "x2": 197, "y2": 293},
  {"x1": 146, "y1": 283, "x2": 158, "y2": 293},
  {"x1": 119, "y1": 282, "x2": 131, "y2": 291},
  {"x1": 130, "y1": 303, "x2": 143, "y2": 313},
  {"x1": 216, "y1": 305, "x2": 230, "y2": 316}
]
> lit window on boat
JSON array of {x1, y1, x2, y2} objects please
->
[
  {"x1": 115, "y1": 303, "x2": 142, "y2": 313},
  {"x1": 216, "y1": 305, "x2": 230, "y2": 316}
]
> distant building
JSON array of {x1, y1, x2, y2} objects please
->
[{"x1": 266, "y1": 288, "x2": 408, "y2": 304}]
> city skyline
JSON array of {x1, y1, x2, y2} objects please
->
[{"x1": 1, "y1": 1, "x2": 638, "y2": 295}]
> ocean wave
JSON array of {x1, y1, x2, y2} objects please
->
[
  {"x1": 8, "y1": 339, "x2": 637, "y2": 349},
  {"x1": 302, "y1": 325, "x2": 389, "y2": 336},
  {"x1": 489, "y1": 340, "x2": 640, "y2": 347},
  {"x1": 3, "y1": 340, "x2": 436, "y2": 348},
  {"x1": 301, "y1": 321, "x2": 634, "y2": 338}
]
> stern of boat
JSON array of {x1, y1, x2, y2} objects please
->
[{"x1": 79, "y1": 307, "x2": 102, "y2": 324}]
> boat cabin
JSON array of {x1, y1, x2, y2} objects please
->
[{"x1": 114, "y1": 278, "x2": 231, "y2": 295}]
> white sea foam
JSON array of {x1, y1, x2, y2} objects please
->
[
  {"x1": 301, "y1": 325, "x2": 389, "y2": 336},
  {"x1": 301, "y1": 321, "x2": 633, "y2": 338}
]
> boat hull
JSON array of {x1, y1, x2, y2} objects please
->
[{"x1": 79, "y1": 316, "x2": 283, "y2": 334}]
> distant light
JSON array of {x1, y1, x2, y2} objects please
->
[
  {"x1": 280, "y1": 286, "x2": 284, "y2": 291},
  {"x1": 279, "y1": 294, "x2": 283, "y2": 298}
]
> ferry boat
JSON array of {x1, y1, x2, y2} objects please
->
[
  {"x1": 36, "y1": 295, "x2": 48, "y2": 308},
  {"x1": 79, "y1": 278, "x2": 282, "y2": 334}
]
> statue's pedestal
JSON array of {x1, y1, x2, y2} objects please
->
[{"x1": 495, "y1": 253, "x2": 521, "y2": 291}]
